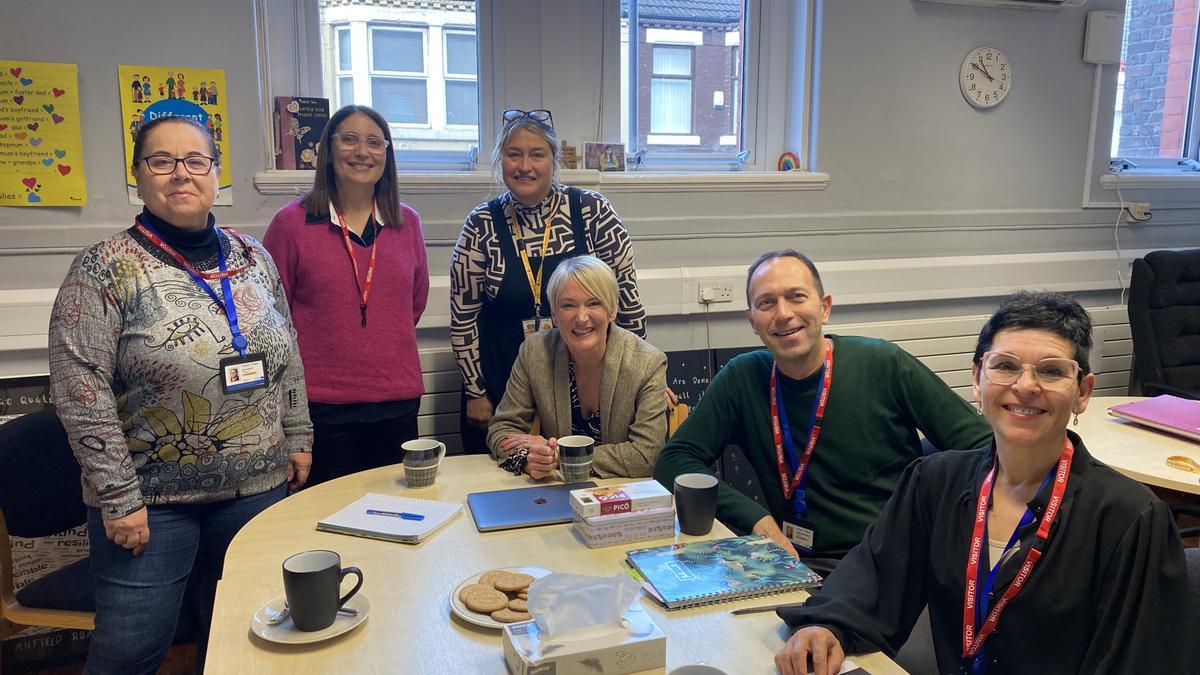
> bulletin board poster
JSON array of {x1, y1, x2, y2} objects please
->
[
  {"x1": 0, "y1": 61, "x2": 87, "y2": 206},
  {"x1": 118, "y1": 64, "x2": 232, "y2": 205}
]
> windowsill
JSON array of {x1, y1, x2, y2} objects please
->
[
  {"x1": 1099, "y1": 171, "x2": 1200, "y2": 190},
  {"x1": 253, "y1": 168, "x2": 830, "y2": 195}
]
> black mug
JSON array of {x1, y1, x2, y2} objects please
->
[
  {"x1": 674, "y1": 473, "x2": 719, "y2": 536},
  {"x1": 282, "y1": 550, "x2": 364, "y2": 631}
]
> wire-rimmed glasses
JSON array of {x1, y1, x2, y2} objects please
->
[
  {"x1": 142, "y1": 154, "x2": 216, "y2": 175},
  {"x1": 980, "y1": 351, "x2": 1081, "y2": 390},
  {"x1": 332, "y1": 133, "x2": 391, "y2": 154}
]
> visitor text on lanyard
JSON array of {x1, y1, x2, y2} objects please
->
[{"x1": 770, "y1": 337, "x2": 833, "y2": 515}]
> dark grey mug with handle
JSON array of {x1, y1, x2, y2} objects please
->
[
  {"x1": 282, "y1": 550, "x2": 364, "y2": 631},
  {"x1": 674, "y1": 473, "x2": 719, "y2": 536}
]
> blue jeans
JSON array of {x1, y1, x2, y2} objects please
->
[{"x1": 84, "y1": 483, "x2": 286, "y2": 675}]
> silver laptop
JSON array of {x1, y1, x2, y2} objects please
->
[{"x1": 466, "y1": 482, "x2": 598, "y2": 532}]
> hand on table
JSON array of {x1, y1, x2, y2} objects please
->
[
  {"x1": 104, "y1": 506, "x2": 149, "y2": 556},
  {"x1": 526, "y1": 438, "x2": 559, "y2": 480},
  {"x1": 465, "y1": 396, "x2": 494, "y2": 429},
  {"x1": 775, "y1": 626, "x2": 845, "y2": 675},
  {"x1": 752, "y1": 515, "x2": 800, "y2": 558},
  {"x1": 499, "y1": 433, "x2": 549, "y2": 453},
  {"x1": 287, "y1": 452, "x2": 312, "y2": 492}
]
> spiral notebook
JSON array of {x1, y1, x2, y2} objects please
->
[
  {"x1": 625, "y1": 535, "x2": 822, "y2": 610},
  {"x1": 316, "y1": 493, "x2": 462, "y2": 544}
]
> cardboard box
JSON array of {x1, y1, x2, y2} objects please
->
[
  {"x1": 569, "y1": 481, "x2": 672, "y2": 519},
  {"x1": 503, "y1": 604, "x2": 666, "y2": 675},
  {"x1": 572, "y1": 506, "x2": 676, "y2": 548}
]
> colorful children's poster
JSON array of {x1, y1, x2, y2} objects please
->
[
  {"x1": 118, "y1": 65, "x2": 232, "y2": 205},
  {"x1": 0, "y1": 61, "x2": 87, "y2": 206}
]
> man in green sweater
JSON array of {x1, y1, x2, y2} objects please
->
[{"x1": 654, "y1": 250, "x2": 992, "y2": 568}]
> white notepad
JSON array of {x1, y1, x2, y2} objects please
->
[{"x1": 316, "y1": 493, "x2": 462, "y2": 544}]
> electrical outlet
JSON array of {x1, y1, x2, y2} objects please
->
[
  {"x1": 698, "y1": 283, "x2": 734, "y2": 304},
  {"x1": 1126, "y1": 202, "x2": 1152, "y2": 222}
]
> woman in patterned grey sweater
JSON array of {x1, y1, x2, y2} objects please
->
[
  {"x1": 47, "y1": 117, "x2": 312, "y2": 674},
  {"x1": 450, "y1": 109, "x2": 648, "y2": 453}
]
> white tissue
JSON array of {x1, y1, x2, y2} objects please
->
[{"x1": 524, "y1": 572, "x2": 642, "y2": 642}]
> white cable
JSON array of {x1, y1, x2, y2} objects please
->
[
  {"x1": 1114, "y1": 173, "x2": 1128, "y2": 305},
  {"x1": 704, "y1": 302, "x2": 714, "y2": 379}
]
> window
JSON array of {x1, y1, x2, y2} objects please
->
[
  {"x1": 1110, "y1": 1, "x2": 1200, "y2": 168},
  {"x1": 650, "y1": 46, "x2": 693, "y2": 135},
  {"x1": 319, "y1": 1, "x2": 479, "y2": 155},
  {"x1": 370, "y1": 28, "x2": 427, "y2": 125},
  {"x1": 336, "y1": 26, "x2": 354, "y2": 106},
  {"x1": 621, "y1": 0, "x2": 748, "y2": 162},
  {"x1": 444, "y1": 30, "x2": 478, "y2": 126}
]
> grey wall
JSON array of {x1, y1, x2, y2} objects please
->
[{"x1": 1, "y1": 0, "x2": 1195, "y2": 359}]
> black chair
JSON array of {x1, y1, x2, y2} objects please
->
[
  {"x1": 1187, "y1": 547, "x2": 1200, "y2": 675},
  {"x1": 1127, "y1": 249, "x2": 1200, "y2": 399},
  {"x1": 0, "y1": 409, "x2": 95, "y2": 638}
]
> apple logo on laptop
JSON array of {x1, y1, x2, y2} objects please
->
[{"x1": 534, "y1": 497, "x2": 548, "y2": 505}]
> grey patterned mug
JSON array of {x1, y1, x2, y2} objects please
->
[{"x1": 402, "y1": 438, "x2": 446, "y2": 488}]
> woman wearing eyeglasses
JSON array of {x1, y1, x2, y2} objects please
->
[
  {"x1": 48, "y1": 117, "x2": 312, "y2": 673},
  {"x1": 265, "y1": 105, "x2": 429, "y2": 485},
  {"x1": 450, "y1": 109, "x2": 649, "y2": 453},
  {"x1": 774, "y1": 291, "x2": 1188, "y2": 675}
]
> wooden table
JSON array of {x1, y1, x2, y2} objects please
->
[
  {"x1": 1077, "y1": 396, "x2": 1200, "y2": 494},
  {"x1": 206, "y1": 456, "x2": 904, "y2": 674}
]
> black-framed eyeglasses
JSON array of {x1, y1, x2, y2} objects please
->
[
  {"x1": 331, "y1": 133, "x2": 391, "y2": 153},
  {"x1": 142, "y1": 154, "x2": 216, "y2": 176},
  {"x1": 502, "y1": 108, "x2": 554, "y2": 128}
]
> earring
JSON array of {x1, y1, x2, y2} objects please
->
[
  {"x1": 974, "y1": 400, "x2": 982, "y2": 414},
  {"x1": 1073, "y1": 413, "x2": 1079, "y2": 427}
]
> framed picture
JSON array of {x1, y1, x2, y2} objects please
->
[{"x1": 584, "y1": 142, "x2": 626, "y2": 172}]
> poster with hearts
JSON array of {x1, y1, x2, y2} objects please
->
[
  {"x1": 0, "y1": 61, "x2": 87, "y2": 206},
  {"x1": 118, "y1": 64, "x2": 232, "y2": 205}
]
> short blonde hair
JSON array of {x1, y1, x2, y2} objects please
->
[{"x1": 547, "y1": 255, "x2": 619, "y2": 318}]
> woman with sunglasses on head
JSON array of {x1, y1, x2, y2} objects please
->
[
  {"x1": 48, "y1": 117, "x2": 312, "y2": 673},
  {"x1": 450, "y1": 109, "x2": 649, "y2": 453},
  {"x1": 774, "y1": 291, "x2": 1188, "y2": 675},
  {"x1": 265, "y1": 105, "x2": 429, "y2": 485}
]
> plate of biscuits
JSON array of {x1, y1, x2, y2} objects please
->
[{"x1": 451, "y1": 566, "x2": 551, "y2": 629}]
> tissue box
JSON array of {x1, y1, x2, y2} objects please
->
[
  {"x1": 573, "y1": 505, "x2": 676, "y2": 548},
  {"x1": 570, "y1": 481, "x2": 672, "y2": 518},
  {"x1": 502, "y1": 604, "x2": 666, "y2": 675}
]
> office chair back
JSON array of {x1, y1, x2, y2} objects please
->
[
  {"x1": 1128, "y1": 249, "x2": 1200, "y2": 398},
  {"x1": 0, "y1": 408, "x2": 95, "y2": 634}
]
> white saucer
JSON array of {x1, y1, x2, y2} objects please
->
[
  {"x1": 449, "y1": 566, "x2": 552, "y2": 629},
  {"x1": 250, "y1": 594, "x2": 370, "y2": 645}
]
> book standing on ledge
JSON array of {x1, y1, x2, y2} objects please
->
[{"x1": 273, "y1": 96, "x2": 330, "y2": 170}]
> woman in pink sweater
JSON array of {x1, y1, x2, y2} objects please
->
[{"x1": 265, "y1": 105, "x2": 429, "y2": 485}]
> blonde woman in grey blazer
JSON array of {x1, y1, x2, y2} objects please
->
[{"x1": 487, "y1": 255, "x2": 667, "y2": 478}]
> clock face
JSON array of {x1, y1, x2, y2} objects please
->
[{"x1": 960, "y1": 46, "x2": 1011, "y2": 109}]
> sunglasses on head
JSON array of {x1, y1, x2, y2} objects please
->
[{"x1": 502, "y1": 108, "x2": 553, "y2": 128}]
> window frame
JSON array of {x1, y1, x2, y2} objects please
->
[
  {"x1": 442, "y1": 28, "x2": 479, "y2": 130},
  {"x1": 334, "y1": 24, "x2": 355, "y2": 107},
  {"x1": 649, "y1": 44, "x2": 695, "y2": 136}
]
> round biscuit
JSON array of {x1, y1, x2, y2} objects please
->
[
  {"x1": 518, "y1": 590, "x2": 528, "y2": 599},
  {"x1": 493, "y1": 572, "x2": 535, "y2": 592},
  {"x1": 491, "y1": 608, "x2": 532, "y2": 623},
  {"x1": 478, "y1": 569, "x2": 508, "y2": 588},
  {"x1": 462, "y1": 585, "x2": 509, "y2": 613},
  {"x1": 508, "y1": 598, "x2": 527, "y2": 612}
]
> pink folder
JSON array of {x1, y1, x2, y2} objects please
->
[{"x1": 1107, "y1": 395, "x2": 1200, "y2": 443}]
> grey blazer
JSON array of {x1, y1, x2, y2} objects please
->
[{"x1": 486, "y1": 324, "x2": 668, "y2": 478}]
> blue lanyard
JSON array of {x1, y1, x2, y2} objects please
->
[
  {"x1": 142, "y1": 223, "x2": 249, "y2": 357},
  {"x1": 971, "y1": 469, "x2": 1052, "y2": 675},
  {"x1": 774, "y1": 362, "x2": 826, "y2": 518}
]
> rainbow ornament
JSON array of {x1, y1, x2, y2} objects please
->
[{"x1": 777, "y1": 152, "x2": 799, "y2": 172}]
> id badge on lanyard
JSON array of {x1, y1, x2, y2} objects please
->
[
  {"x1": 136, "y1": 219, "x2": 268, "y2": 395},
  {"x1": 521, "y1": 316, "x2": 551, "y2": 337}
]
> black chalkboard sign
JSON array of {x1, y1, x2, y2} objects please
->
[{"x1": 665, "y1": 348, "x2": 712, "y2": 409}]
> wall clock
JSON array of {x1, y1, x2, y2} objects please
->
[{"x1": 960, "y1": 46, "x2": 1010, "y2": 109}]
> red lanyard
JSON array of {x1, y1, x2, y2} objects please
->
[
  {"x1": 331, "y1": 204, "x2": 379, "y2": 327},
  {"x1": 770, "y1": 337, "x2": 833, "y2": 501},
  {"x1": 961, "y1": 436, "x2": 1074, "y2": 658},
  {"x1": 134, "y1": 218, "x2": 252, "y2": 280}
]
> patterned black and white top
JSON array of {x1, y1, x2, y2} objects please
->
[{"x1": 449, "y1": 184, "x2": 646, "y2": 398}]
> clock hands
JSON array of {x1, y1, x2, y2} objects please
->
[{"x1": 971, "y1": 60, "x2": 995, "y2": 82}]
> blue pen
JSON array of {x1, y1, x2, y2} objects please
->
[{"x1": 365, "y1": 509, "x2": 425, "y2": 521}]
